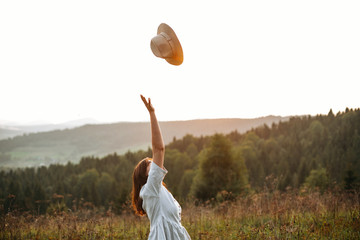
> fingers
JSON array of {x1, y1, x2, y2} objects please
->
[
  {"x1": 140, "y1": 95, "x2": 148, "y2": 105},
  {"x1": 140, "y1": 94, "x2": 153, "y2": 111}
]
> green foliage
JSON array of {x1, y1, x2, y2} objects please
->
[
  {"x1": 178, "y1": 169, "x2": 196, "y2": 200},
  {"x1": 191, "y1": 134, "x2": 249, "y2": 200},
  {"x1": 163, "y1": 149, "x2": 193, "y2": 197},
  {"x1": 232, "y1": 147, "x2": 250, "y2": 194},
  {"x1": 236, "y1": 132, "x2": 267, "y2": 190},
  {"x1": 0, "y1": 108, "x2": 359, "y2": 214},
  {"x1": 303, "y1": 168, "x2": 329, "y2": 193},
  {"x1": 96, "y1": 172, "x2": 115, "y2": 206}
]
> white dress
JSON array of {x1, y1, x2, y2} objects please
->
[{"x1": 140, "y1": 162, "x2": 191, "y2": 240}]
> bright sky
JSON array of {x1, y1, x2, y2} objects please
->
[{"x1": 1, "y1": 0, "x2": 359, "y2": 124}]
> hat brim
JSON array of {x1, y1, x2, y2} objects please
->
[{"x1": 157, "y1": 23, "x2": 183, "y2": 66}]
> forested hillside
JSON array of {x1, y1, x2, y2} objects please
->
[
  {"x1": 0, "y1": 116, "x2": 287, "y2": 168},
  {"x1": 0, "y1": 108, "x2": 359, "y2": 215}
]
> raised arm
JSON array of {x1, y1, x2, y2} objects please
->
[{"x1": 141, "y1": 95, "x2": 165, "y2": 169}]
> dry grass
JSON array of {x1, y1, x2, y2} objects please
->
[{"x1": 1, "y1": 190, "x2": 359, "y2": 239}]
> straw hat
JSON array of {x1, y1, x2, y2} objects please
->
[{"x1": 150, "y1": 23, "x2": 183, "y2": 66}]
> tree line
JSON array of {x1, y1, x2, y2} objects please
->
[{"x1": 0, "y1": 108, "x2": 359, "y2": 215}]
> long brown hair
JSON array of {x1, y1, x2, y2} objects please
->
[{"x1": 131, "y1": 158, "x2": 151, "y2": 216}]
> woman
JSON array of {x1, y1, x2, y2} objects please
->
[{"x1": 131, "y1": 95, "x2": 191, "y2": 240}]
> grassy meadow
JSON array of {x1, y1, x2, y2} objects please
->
[{"x1": 1, "y1": 189, "x2": 359, "y2": 239}]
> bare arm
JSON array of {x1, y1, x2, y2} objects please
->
[{"x1": 141, "y1": 95, "x2": 165, "y2": 169}]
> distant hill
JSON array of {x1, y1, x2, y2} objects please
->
[
  {"x1": 0, "y1": 116, "x2": 289, "y2": 168},
  {"x1": 0, "y1": 118, "x2": 100, "y2": 140}
]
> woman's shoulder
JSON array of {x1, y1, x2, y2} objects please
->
[
  {"x1": 150, "y1": 161, "x2": 168, "y2": 175},
  {"x1": 140, "y1": 181, "x2": 166, "y2": 199},
  {"x1": 139, "y1": 182, "x2": 155, "y2": 198},
  {"x1": 141, "y1": 162, "x2": 168, "y2": 198}
]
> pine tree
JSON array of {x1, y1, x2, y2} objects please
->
[{"x1": 191, "y1": 134, "x2": 248, "y2": 201}]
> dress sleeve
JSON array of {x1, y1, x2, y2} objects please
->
[{"x1": 141, "y1": 161, "x2": 168, "y2": 197}]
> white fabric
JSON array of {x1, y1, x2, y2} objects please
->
[{"x1": 140, "y1": 162, "x2": 191, "y2": 240}]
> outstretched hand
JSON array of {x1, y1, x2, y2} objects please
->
[{"x1": 140, "y1": 95, "x2": 155, "y2": 113}]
